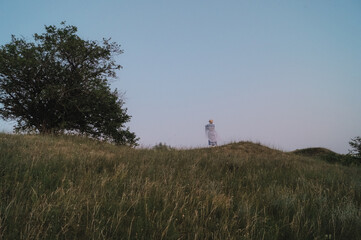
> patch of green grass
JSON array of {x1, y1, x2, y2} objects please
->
[
  {"x1": 0, "y1": 133, "x2": 360, "y2": 239},
  {"x1": 293, "y1": 147, "x2": 360, "y2": 166}
]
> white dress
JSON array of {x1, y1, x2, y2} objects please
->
[{"x1": 205, "y1": 123, "x2": 217, "y2": 143}]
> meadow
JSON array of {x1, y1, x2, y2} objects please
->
[{"x1": 0, "y1": 133, "x2": 360, "y2": 239}]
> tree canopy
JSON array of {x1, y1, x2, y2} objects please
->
[
  {"x1": 0, "y1": 22, "x2": 138, "y2": 145},
  {"x1": 349, "y1": 136, "x2": 361, "y2": 159}
]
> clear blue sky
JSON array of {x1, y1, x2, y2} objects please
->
[{"x1": 1, "y1": 0, "x2": 360, "y2": 153}]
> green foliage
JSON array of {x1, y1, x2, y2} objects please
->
[
  {"x1": 152, "y1": 142, "x2": 174, "y2": 151},
  {"x1": 1, "y1": 133, "x2": 361, "y2": 239},
  {"x1": 0, "y1": 22, "x2": 137, "y2": 145},
  {"x1": 349, "y1": 136, "x2": 361, "y2": 159}
]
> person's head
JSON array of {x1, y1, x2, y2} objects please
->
[{"x1": 209, "y1": 119, "x2": 213, "y2": 124}]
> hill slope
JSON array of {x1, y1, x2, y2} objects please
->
[
  {"x1": 293, "y1": 147, "x2": 360, "y2": 165},
  {"x1": 1, "y1": 133, "x2": 360, "y2": 239}
]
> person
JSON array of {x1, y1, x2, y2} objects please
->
[{"x1": 205, "y1": 119, "x2": 217, "y2": 146}]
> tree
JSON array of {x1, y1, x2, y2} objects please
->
[
  {"x1": 0, "y1": 22, "x2": 138, "y2": 145},
  {"x1": 349, "y1": 136, "x2": 361, "y2": 158}
]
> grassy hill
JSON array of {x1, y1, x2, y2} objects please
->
[
  {"x1": 293, "y1": 147, "x2": 359, "y2": 166},
  {"x1": 0, "y1": 133, "x2": 360, "y2": 239}
]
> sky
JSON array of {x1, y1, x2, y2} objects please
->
[{"x1": 0, "y1": 0, "x2": 360, "y2": 153}]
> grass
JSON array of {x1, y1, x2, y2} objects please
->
[
  {"x1": 0, "y1": 133, "x2": 360, "y2": 239},
  {"x1": 293, "y1": 147, "x2": 360, "y2": 166}
]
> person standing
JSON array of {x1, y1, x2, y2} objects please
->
[{"x1": 205, "y1": 119, "x2": 217, "y2": 146}]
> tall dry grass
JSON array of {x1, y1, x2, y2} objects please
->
[{"x1": 0, "y1": 133, "x2": 360, "y2": 239}]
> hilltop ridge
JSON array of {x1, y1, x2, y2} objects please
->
[{"x1": 212, "y1": 141, "x2": 282, "y2": 154}]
